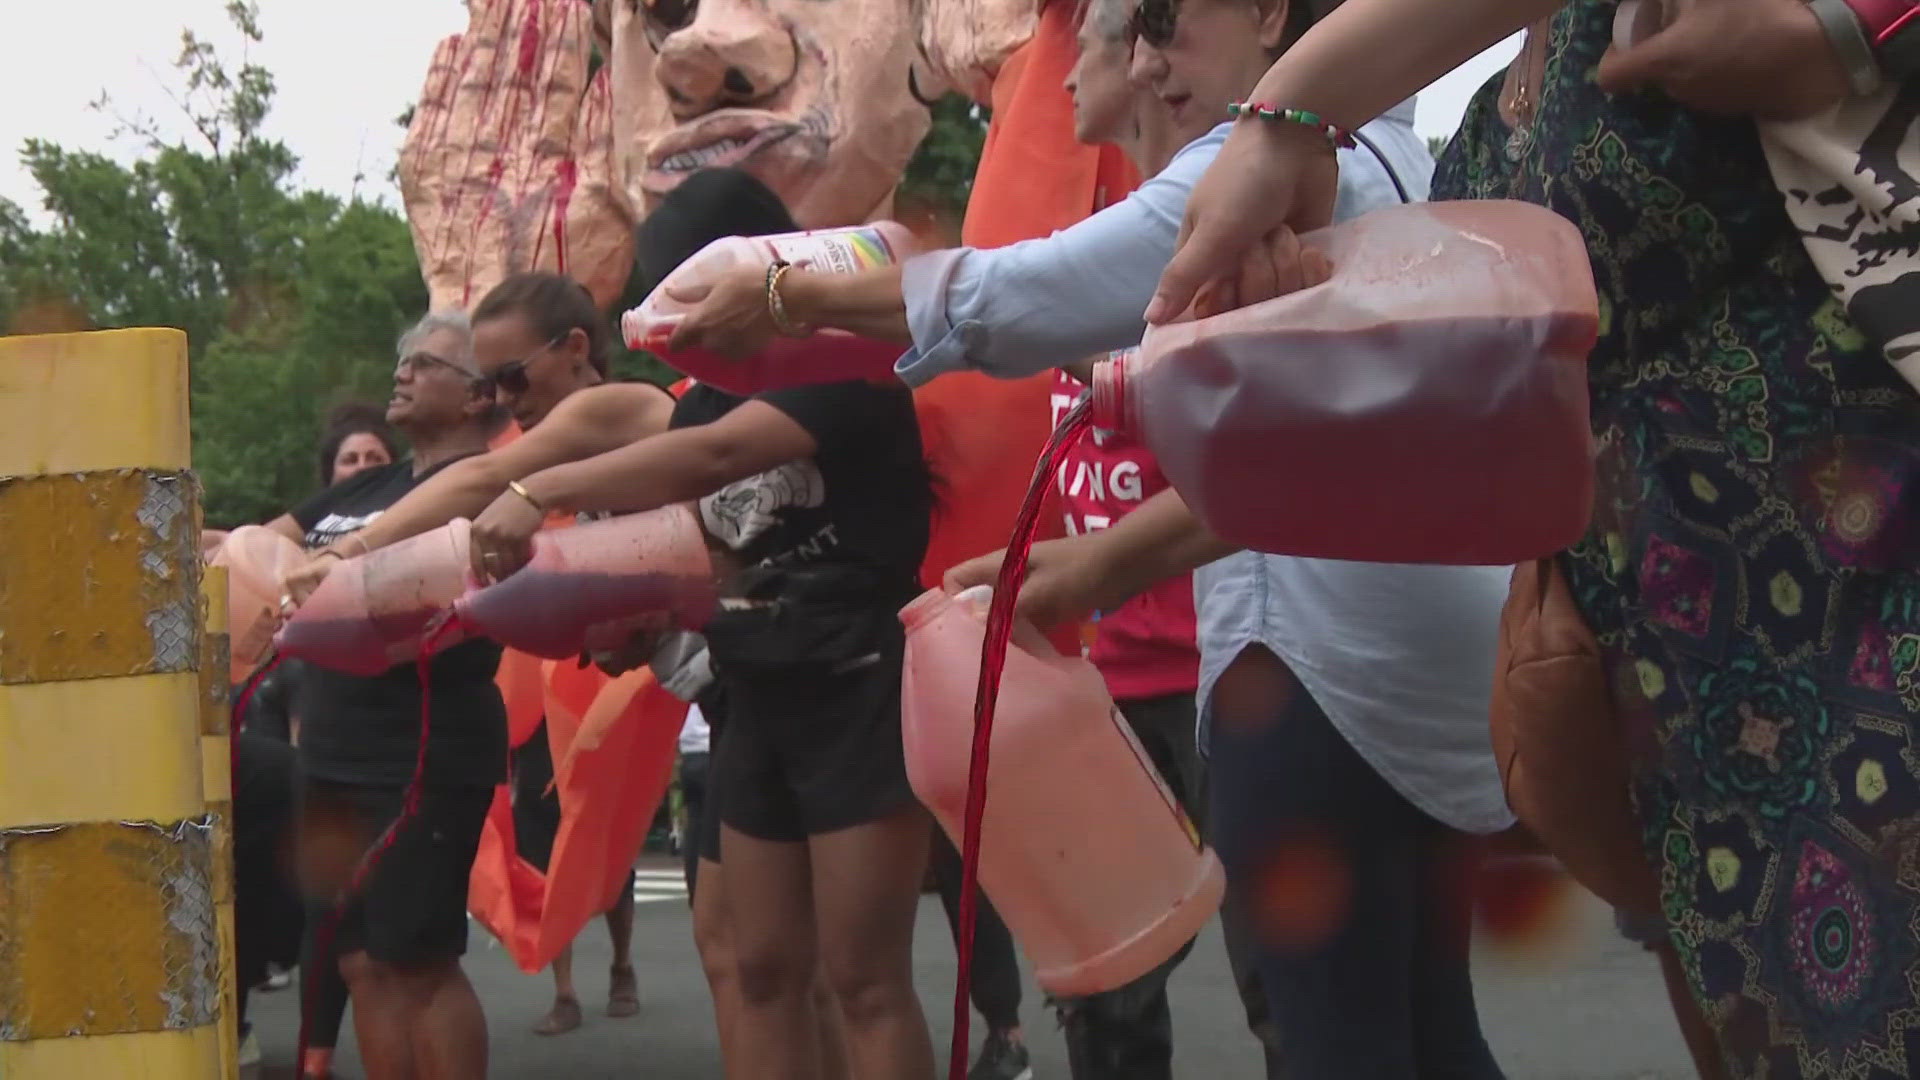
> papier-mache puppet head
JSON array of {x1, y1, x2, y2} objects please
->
[{"x1": 400, "y1": 0, "x2": 1043, "y2": 314}]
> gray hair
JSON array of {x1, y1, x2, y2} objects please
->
[
  {"x1": 396, "y1": 309, "x2": 476, "y2": 369},
  {"x1": 1081, "y1": 0, "x2": 1134, "y2": 44}
]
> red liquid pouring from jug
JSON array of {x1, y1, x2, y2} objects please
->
[{"x1": 944, "y1": 400, "x2": 1096, "y2": 1080}]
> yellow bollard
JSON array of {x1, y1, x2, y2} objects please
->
[{"x1": 0, "y1": 329, "x2": 230, "y2": 1077}]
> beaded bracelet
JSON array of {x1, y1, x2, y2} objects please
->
[
  {"x1": 764, "y1": 260, "x2": 809, "y2": 337},
  {"x1": 1226, "y1": 102, "x2": 1355, "y2": 149}
]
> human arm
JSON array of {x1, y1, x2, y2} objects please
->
[
  {"x1": 1150, "y1": 0, "x2": 1857, "y2": 321},
  {"x1": 942, "y1": 488, "x2": 1237, "y2": 629},
  {"x1": 467, "y1": 398, "x2": 821, "y2": 581},
  {"x1": 264, "y1": 515, "x2": 306, "y2": 544},
  {"x1": 662, "y1": 128, "x2": 1236, "y2": 385},
  {"x1": 350, "y1": 385, "x2": 672, "y2": 552},
  {"x1": 280, "y1": 385, "x2": 675, "y2": 604},
  {"x1": 659, "y1": 266, "x2": 913, "y2": 357}
]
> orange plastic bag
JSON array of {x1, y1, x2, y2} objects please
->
[{"x1": 469, "y1": 661, "x2": 686, "y2": 972}]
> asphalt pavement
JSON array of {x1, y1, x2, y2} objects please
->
[{"x1": 248, "y1": 860, "x2": 1695, "y2": 1079}]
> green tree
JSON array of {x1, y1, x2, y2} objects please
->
[
  {"x1": 901, "y1": 94, "x2": 991, "y2": 221},
  {"x1": 1427, "y1": 134, "x2": 1451, "y2": 158},
  {"x1": 0, "y1": 1, "x2": 427, "y2": 526}
]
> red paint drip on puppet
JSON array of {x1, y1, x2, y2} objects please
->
[
  {"x1": 516, "y1": 2, "x2": 543, "y2": 80},
  {"x1": 550, "y1": 158, "x2": 579, "y2": 274}
]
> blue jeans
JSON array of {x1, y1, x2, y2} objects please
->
[{"x1": 1207, "y1": 650, "x2": 1505, "y2": 1079}]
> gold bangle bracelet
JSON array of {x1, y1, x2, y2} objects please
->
[
  {"x1": 507, "y1": 479, "x2": 545, "y2": 512},
  {"x1": 766, "y1": 261, "x2": 810, "y2": 338}
]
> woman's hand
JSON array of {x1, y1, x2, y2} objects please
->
[
  {"x1": 281, "y1": 553, "x2": 341, "y2": 610},
  {"x1": 469, "y1": 489, "x2": 546, "y2": 583},
  {"x1": 1148, "y1": 121, "x2": 1341, "y2": 326},
  {"x1": 942, "y1": 531, "x2": 1139, "y2": 631},
  {"x1": 1596, "y1": 0, "x2": 1851, "y2": 120},
  {"x1": 658, "y1": 266, "x2": 783, "y2": 359}
]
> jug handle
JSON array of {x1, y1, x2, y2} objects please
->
[{"x1": 950, "y1": 586, "x2": 1058, "y2": 658}]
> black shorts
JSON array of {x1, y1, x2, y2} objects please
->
[
  {"x1": 713, "y1": 643, "x2": 916, "y2": 843},
  {"x1": 298, "y1": 777, "x2": 491, "y2": 964}
]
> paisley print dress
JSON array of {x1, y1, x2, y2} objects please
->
[{"x1": 1434, "y1": 4, "x2": 1920, "y2": 1076}]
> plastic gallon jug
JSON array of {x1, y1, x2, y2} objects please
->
[
  {"x1": 900, "y1": 585, "x2": 1225, "y2": 996},
  {"x1": 454, "y1": 504, "x2": 717, "y2": 660},
  {"x1": 275, "y1": 520, "x2": 474, "y2": 675},
  {"x1": 620, "y1": 222, "x2": 922, "y2": 395},
  {"x1": 1090, "y1": 199, "x2": 1599, "y2": 565},
  {"x1": 209, "y1": 526, "x2": 307, "y2": 682}
]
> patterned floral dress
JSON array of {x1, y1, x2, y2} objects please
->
[{"x1": 1434, "y1": 4, "x2": 1920, "y2": 1076}]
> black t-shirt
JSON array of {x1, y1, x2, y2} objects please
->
[
  {"x1": 670, "y1": 380, "x2": 931, "y2": 603},
  {"x1": 290, "y1": 459, "x2": 508, "y2": 787}
]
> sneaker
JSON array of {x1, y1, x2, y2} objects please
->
[
  {"x1": 969, "y1": 1030, "x2": 1032, "y2": 1080},
  {"x1": 238, "y1": 1027, "x2": 262, "y2": 1067}
]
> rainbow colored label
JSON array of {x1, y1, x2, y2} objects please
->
[{"x1": 769, "y1": 226, "x2": 896, "y2": 276}]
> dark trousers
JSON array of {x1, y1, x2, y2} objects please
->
[
  {"x1": 1051, "y1": 693, "x2": 1208, "y2": 1080},
  {"x1": 1208, "y1": 663, "x2": 1505, "y2": 1079},
  {"x1": 233, "y1": 731, "x2": 302, "y2": 1032},
  {"x1": 931, "y1": 829, "x2": 1024, "y2": 1032}
]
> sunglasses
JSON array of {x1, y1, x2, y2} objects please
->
[
  {"x1": 1130, "y1": 0, "x2": 1180, "y2": 47},
  {"x1": 483, "y1": 334, "x2": 566, "y2": 396},
  {"x1": 396, "y1": 351, "x2": 484, "y2": 381}
]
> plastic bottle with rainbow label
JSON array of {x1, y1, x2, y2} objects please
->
[{"x1": 621, "y1": 222, "x2": 924, "y2": 396}]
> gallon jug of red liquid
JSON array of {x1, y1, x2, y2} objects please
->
[
  {"x1": 1091, "y1": 199, "x2": 1599, "y2": 566},
  {"x1": 209, "y1": 525, "x2": 307, "y2": 682},
  {"x1": 275, "y1": 520, "x2": 475, "y2": 675},
  {"x1": 620, "y1": 222, "x2": 922, "y2": 395},
  {"x1": 900, "y1": 585, "x2": 1225, "y2": 996},
  {"x1": 454, "y1": 504, "x2": 717, "y2": 660}
]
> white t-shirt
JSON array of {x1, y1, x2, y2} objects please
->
[{"x1": 679, "y1": 703, "x2": 710, "y2": 756}]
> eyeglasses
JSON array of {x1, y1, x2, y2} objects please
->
[
  {"x1": 483, "y1": 334, "x2": 566, "y2": 396},
  {"x1": 396, "y1": 351, "x2": 484, "y2": 381},
  {"x1": 1130, "y1": 0, "x2": 1180, "y2": 47}
]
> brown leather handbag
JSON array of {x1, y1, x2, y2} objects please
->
[{"x1": 1488, "y1": 557, "x2": 1660, "y2": 915}]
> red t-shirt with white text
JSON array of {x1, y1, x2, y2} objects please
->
[{"x1": 1052, "y1": 360, "x2": 1199, "y2": 702}]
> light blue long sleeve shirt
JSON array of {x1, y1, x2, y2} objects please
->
[{"x1": 894, "y1": 102, "x2": 1428, "y2": 388}]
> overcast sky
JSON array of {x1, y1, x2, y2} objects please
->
[{"x1": 0, "y1": 0, "x2": 1518, "y2": 225}]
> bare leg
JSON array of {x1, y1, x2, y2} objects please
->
[
  {"x1": 811, "y1": 806, "x2": 936, "y2": 1080},
  {"x1": 1655, "y1": 942, "x2": 1730, "y2": 1080},
  {"x1": 340, "y1": 950, "x2": 419, "y2": 1080},
  {"x1": 814, "y1": 975, "x2": 853, "y2": 1080},
  {"x1": 535, "y1": 944, "x2": 583, "y2": 1035},
  {"x1": 723, "y1": 826, "x2": 825, "y2": 1080},
  {"x1": 607, "y1": 884, "x2": 639, "y2": 1017},
  {"x1": 693, "y1": 858, "x2": 747, "y2": 1077},
  {"x1": 407, "y1": 959, "x2": 488, "y2": 1080}
]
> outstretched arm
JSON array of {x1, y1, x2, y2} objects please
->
[
  {"x1": 342, "y1": 385, "x2": 673, "y2": 554},
  {"x1": 467, "y1": 401, "x2": 820, "y2": 580},
  {"x1": 280, "y1": 385, "x2": 675, "y2": 606},
  {"x1": 943, "y1": 487, "x2": 1237, "y2": 629}
]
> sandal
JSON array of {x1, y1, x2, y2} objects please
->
[
  {"x1": 607, "y1": 964, "x2": 641, "y2": 1018},
  {"x1": 533, "y1": 996, "x2": 583, "y2": 1036}
]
